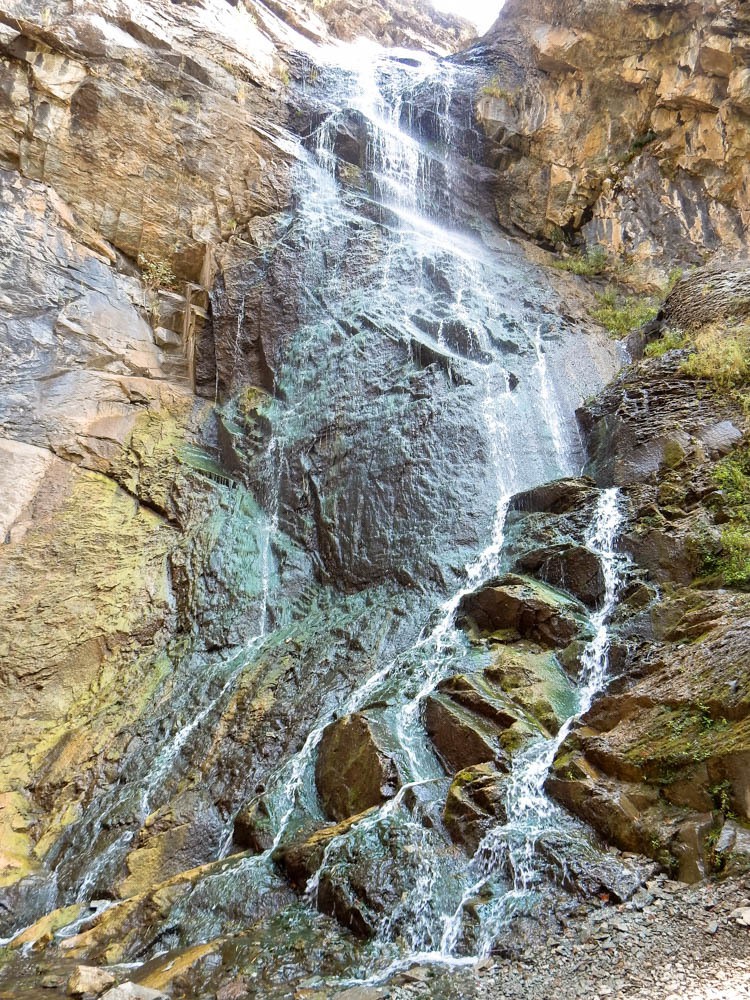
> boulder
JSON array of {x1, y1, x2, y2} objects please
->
[
  {"x1": 424, "y1": 691, "x2": 514, "y2": 775},
  {"x1": 509, "y1": 478, "x2": 598, "y2": 515},
  {"x1": 443, "y1": 763, "x2": 507, "y2": 853},
  {"x1": 315, "y1": 713, "x2": 401, "y2": 822},
  {"x1": 67, "y1": 966, "x2": 117, "y2": 997},
  {"x1": 101, "y1": 985, "x2": 167, "y2": 1000},
  {"x1": 515, "y1": 544, "x2": 605, "y2": 607},
  {"x1": 456, "y1": 575, "x2": 585, "y2": 648},
  {"x1": 277, "y1": 812, "x2": 375, "y2": 891},
  {"x1": 277, "y1": 806, "x2": 462, "y2": 939}
]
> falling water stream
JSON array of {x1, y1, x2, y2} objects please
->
[
  {"x1": 162, "y1": 41, "x2": 631, "y2": 983},
  {"x1": 0, "y1": 28, "x2": 632, "y2": 993}
]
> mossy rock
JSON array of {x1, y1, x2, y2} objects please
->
[{"x1": 443, "y1": 763, "x2": 507, "y2": 854}]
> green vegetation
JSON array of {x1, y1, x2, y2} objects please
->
[
  {"x1": 552, "y1": 245, "x2": 608, "y2": 277},
  {"x1": 480, "y1": 76, "x2": 517, "y2": 103},
  {"x1": 680, "y1": 320, "x2": 750, "y2": 389},
  {"x1": 170, "y1": 97, "x2": 190, "y2": 114},
  {"x1": 703, "y1": 445, "x2": 750, "y2": 590},
  {"x1": 645, "y1": 328, "x2": 687, "y2": 357},
  {"x1": 138, "y1": 253, "x2": 177, "y2": 291},
  {"x1": 591, "y1": 286, "x2": 660, "y2": 337}
]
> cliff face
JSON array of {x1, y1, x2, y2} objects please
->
[
  {"x1": 474, "y1": 0, "x2": 750, "y2": 282},
  {"x1": 0, "y1": 0, "x2": 748, "y2": 995}
]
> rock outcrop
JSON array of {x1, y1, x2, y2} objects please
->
[
  {"x1": 473, "y1": 0, "x2": 750, "y2": 280},
  {"x1": 546, "y1": 276, "x2": 750, "y2": 881}
]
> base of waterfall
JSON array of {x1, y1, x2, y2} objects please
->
[
  {"x1": 1, "y1": 874, "x2": 747, "y2": 998},
  {"x1": 421, "y1": 874, "x2": 750, "y2": 1000}
]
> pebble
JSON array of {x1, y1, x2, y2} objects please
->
[{"x1": 413, "y1": 876, "x2": 750, "y2": 1000}]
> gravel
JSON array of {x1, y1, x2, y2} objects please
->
[{"x1": 373, "y1": 875, "x2": 750, "y2": 1000}]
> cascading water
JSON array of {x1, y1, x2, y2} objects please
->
[
  {"x1": 0, "y1": 24, "x2": 628, "y2": 995},
  {"x1": 439, "y1": 487, "x2": 628, "y2": 960}
]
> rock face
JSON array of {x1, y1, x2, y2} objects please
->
[
  {"x1": 315, "y1": 713, "x2": 402, "y2": 822},
  {"x1": 0, "y1": 0, "x2": 747, "y2": 994},
  {"x1": 474, "y1": 0, "x2": 750, "y2": 278},
  {"x1": 546, "y1": 284, "x2": 750, "y2": 881}
]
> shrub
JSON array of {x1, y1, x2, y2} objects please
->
[
  {"x1": 138, "y1": 253, "x2": 177, "y2": 291},
  {"x1": 591, "y1": 287, "x2": 659, "y2": 337},
  {"x1": 645, "y1": 328, "x2": 687, "y2": 358},
  {"x1": 680, "y1": 321, "x2": 750, "y2": 389},
  {"x1": 701, "y1": 446, "x2": 750, "y2": 590},
  {"x1": 552, "y1": 245, "x2": 608, "y2": 277}
]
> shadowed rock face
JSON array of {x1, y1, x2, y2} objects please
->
[{"x1": 471, "y1": 0, "x2": 750, "y2": 281}]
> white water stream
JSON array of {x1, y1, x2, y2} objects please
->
[{"x1": 24, "y1": 33, "x2": 631, "y2": 989}]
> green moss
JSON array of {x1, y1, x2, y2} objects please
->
[
  {"x1": 591, "y1": 287, "x2": 660, "y2": 337},
  {"x1": 622, "y1": 707, "x2": 750, "y2": 778}
]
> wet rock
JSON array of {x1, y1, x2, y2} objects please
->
[
  {"x1": 233, "y1": 795, "x2": 276, "y2": 854},
  {"x1": 515, "y1": 544, "x2": 605, "y2": 607},
  {"x1": 509, "y1": 478, "x2": 599, "y2": 515},
  {"x1": 100, "y1": 984, "x2": 167, "y2": 1000},
  {"x1": 457, "y1": 574, "x2": 586, "y2": 647},
  {"x1": 67, "y1": 966, "x2": 117, "y2": 997},
  {"x1": 315, "y1": 713, "x2": 402, "y2": 822},
  {"x1": 443, "y1": 763, "x2": 507, "y2": 853},
  {"x1": 534, "y1": 829, "x2": 646, "y2": 901},
  {"x1": 277, "y1": 813, "x2": 375, "y2": 891},
  {"x1": 116, "y1": 789, "x2": 225, "y2": 899},
  {"x1": 424, "y1": 689, "x2": 513, "y2": 774},
  {"x1": 332, "y1": 988, "x2": 389, "y2": 1000},
  {"x1": 485, "y1": 644, "x2": 578, "y2": 735},
  {"x1": 547, "y1": 587, "x2": 750, "y2": 875}
]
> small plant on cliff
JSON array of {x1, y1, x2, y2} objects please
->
[
  {"x1": 480, "y1": 77, "x2": 517, "y2": 103},
  {"x1": 701, "y1": 446, "x2": 750, "y2": 590},
  {"x1": 645, "y1": 329, "x2": 688, "y2": 358},
  {"x1": 138, "y1": 253, "x2": 177, "y2": 291},
  {"x1": 170, "y1": 97, "x2": 190, "y2": 114},
  {"x1": 553, "y1": 245, "x2": 608, "y2": 277},
  {"x1": 591, "y1": 287, "x2": 660, "y2": 337},
  {"x1": 680, "y1": 320, "x2": 750, "y2": 389}
]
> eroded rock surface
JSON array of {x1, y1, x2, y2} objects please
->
[{"x1": 473, "y1": 0, "x2": 750, "y2": 278}]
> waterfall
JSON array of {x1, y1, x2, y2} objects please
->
[
  {"x1": 6, "y1": 26, "x2": 627, "y2": 992},
  {"x1": 438, "y1": 488, "x2": 626, "y2": 960}
]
